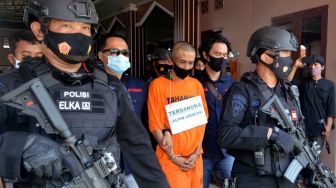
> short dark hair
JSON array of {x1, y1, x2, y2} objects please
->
[
  {"x1": 198, "y1": 33, "x2": 232, "y2": 61},
  {"x1": 9, "y1": 29, "x2": 40, "y2": 53},
  {"x1": 194, "y1": 57, "x2": 202, "y2": 63},
  {"x1": 97, "y1": 33, "x2": 127, "y2": 52},
  {"x1": 250, "y1": 48, "x2": 267, "y2": 64}
]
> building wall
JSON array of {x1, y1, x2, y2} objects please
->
[
  {"x1": 200, "y1": 0, "x2": 335, "y2": 81},
  {"x1": 200, "y1": 0, "x2": 336, "y2": 169},
  {"x1": 0, "y1": 28, "x2": 18, "y2": 71}
]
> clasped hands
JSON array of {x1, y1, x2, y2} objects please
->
[{"x1": 160, "y1": 131, "x2": 198, "y2": 171}]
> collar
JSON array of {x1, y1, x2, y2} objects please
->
[
  {"x1": 243, "y1": 71, "x2": 281, "y2": 93},
  {"x1": 200, "y1": 70, "x2": 232, "y2": 83},
  {"x1": 309, "y1": 76, "x2": 324, "y2": 82},
  {"x1": 164, "y1": 72, "x2": 173, "y2": 80}
]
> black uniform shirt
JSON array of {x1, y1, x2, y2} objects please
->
[
  {"x1": 0, "y1": 60, "x2": 169, "y2": 188},
  {"x1": 292, "y1": 78, "x2": 335, "y2": 136},
  {"x1": 217, "y1": 72, "x2": 300, "y2": 167}
]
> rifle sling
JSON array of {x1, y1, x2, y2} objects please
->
[{"x1": 241, "y1": 77, "x2": 273, "y2": 105}]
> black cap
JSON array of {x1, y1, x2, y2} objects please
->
[
  {"x1": 303, "y1": 54, "x2": 325, "y2": 65},
  {"x1": 151, "y1": 48, "x2": 171, "y2": 61}
]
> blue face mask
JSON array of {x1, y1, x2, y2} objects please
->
[{"x1": 107, "y1": 55, "x2": 131, "y2": 75}]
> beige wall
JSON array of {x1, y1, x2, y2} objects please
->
[{"x1": 199, "y1": 0, "x2": 336, "y2": 169}]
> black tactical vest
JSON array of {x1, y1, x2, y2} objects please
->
[
  {"x1": 235, "y1": 72, "x2": 301, "y2": 176},
  {"x1": 18, "y1": 58, "x2": 121, "y2": 165}
]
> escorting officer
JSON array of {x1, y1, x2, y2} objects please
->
[
  {"x1": 193, "y1": 57, "x2": 205, "y2": 77},
  {"x1": 0, "y1": 0, "x2": 169, "y2": 188},
  {"x1": 197, "y1": 34, "x2": 235, "y2": 188},
  {"x1": 217, "y1": 26, "x2": 300, "y2": 188},
  {"x1": 97, "y1": 33, "x2": 148, "y2": 188},
  {"x1": 97, "y1": 33, "x2": 147, "y2": 120},
  {"x1": 288, "y1": 54, "x2": 335, "y2": 147},
  {"x1": 122, "y1": 74, "x2": 147, "y2": 119},
  {"x1": 7, "y1": 29, "x2": 43, "y2": 69},
  {"x1": 146, "y1": 48, "x2": 173, "y2": 84}
]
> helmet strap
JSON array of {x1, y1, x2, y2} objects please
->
[
  {"x1": 40, "y1": 19, "x2": 49, "y2": 35},
  {"x1": 258, "y1": 53, "x2": 275, "y2": 72}
]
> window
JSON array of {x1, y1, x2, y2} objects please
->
[{"x1": 272, "y1": 5, "x2": 328, "y2": 77}]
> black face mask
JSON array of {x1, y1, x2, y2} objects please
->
[
  {"x1": 173, "y1": 64, "x2": 192, "y2": 79},
  {"x1": 207, "y1": 55, "x2": 227, "y2": 72},
  {"x1": 273, "y1": 57, "x2": 293, "y2": 80},
  {"x1": 155, "y1": 63, "x2": 173, "y2": 75},
  {"x1": 44, "y1": 31, "x2": 93, "y2": 64},
  {"x1": 264, "y1": 55, "x2": 293, "y2": 80},
  {"x1": 193, "y1": 69, "x2": 203, "y2": 77}
]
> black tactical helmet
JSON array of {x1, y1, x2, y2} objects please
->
[
  {"x1": 23, "y1": 0, "x2": 98, "y2": 26},
  {"x1": 247, "y1": 26, "x2": 298, "y2": 58},
  {"x1": 151, "y1": 48, "x2": 171, "y2": 61}
]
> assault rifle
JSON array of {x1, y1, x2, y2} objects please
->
[
  {"x1": 0, "y1": 77, "x2": 125, "y2": 188},
  {"x1": 260, "y1": 94, "x2": 336, "y2": 188}
]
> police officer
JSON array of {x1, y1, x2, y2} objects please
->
[
  {"x1": 0, "y1": 0, "x2": 169, "y2": 188},
  {"x1": 193, "y1": 57, "x2": 205, "y2": 77},
  {"x1": 217, "y1": 26, "x2": 299, "y2": 188},
  {"x1": 197, "y1": 33, "x2": 235, "y2": 188},
  {"x1": 146, "y1": 48, "x2": 172, "y2": 84},
  {"x1": 7, "y1": 29, "x2": 43, "y2": 69},
  {"x1": 97, "y1": 33, "x2": 147, "y2": 119},
  {"x1": 121, "y1": 74, "x2": 147, "y2": 119},
  {"x1": 97, "y1": 33, "x2": 148, "y2": 188}
]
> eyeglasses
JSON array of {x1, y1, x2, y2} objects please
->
[{"x1": 102, "y1": 48, "x2": 130, "y2": 57}]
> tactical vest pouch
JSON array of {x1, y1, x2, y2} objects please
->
[
  {"x1": 254, "y1": 148, "x2": 264, "y2": 166},
  {"x1": 273, "y1": 149, "x2": 292, "y2": 177},
  {"x1": 255, "y1": 146, "x2": 273, "y2": 176}
]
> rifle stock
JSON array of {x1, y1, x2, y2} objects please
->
[{"x1": 0, "y1": 77, "x2": 122, "y2": 188}]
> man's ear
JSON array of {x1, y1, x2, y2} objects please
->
[
  {"x1": 30, "y1": 21, "x2": 45, "y2": 41},
  {"x1": 260, "y1": 53, "x2": 273, "y2": 65},
  {"x1": 168, "y1": 57, "x2": 174, "y2": 66},
  {"x1": 152, "y1": 60, "x2": 157, "y2": 67},
  {"x1": 7, "y1": 54, "x2": 15, "y2": 65},
  {"x1": 202, "y1": 51, "x2": 209, "y2": 62},
  {"x1": 98, "y1": 51, "x2": 107, "y2": 65}
]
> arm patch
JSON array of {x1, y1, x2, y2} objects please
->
[{"x1": 232, "y1": 94, "x2": 247, "y2": 118}]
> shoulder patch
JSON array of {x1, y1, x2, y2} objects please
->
[
  {"x1": 251, "y1": 98, "x2": 260, "y2": 108},
  {"x1": 232, "y1": 94, "x2": 247, "y2": 118}
]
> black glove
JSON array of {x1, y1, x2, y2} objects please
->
[
  {"x1": 22, "y1": 134, "x2": 63, "y2": 178},
  {"x1": 269, "y1": 127, "x2": 294, "y2": 154}
]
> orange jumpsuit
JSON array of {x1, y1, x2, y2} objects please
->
[{"x1": 148, "y1": 76, "x2": 208, "y2": 188}]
